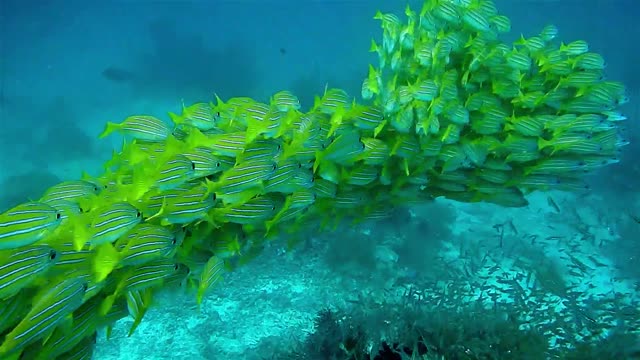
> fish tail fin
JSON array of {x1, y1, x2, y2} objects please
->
[
  {"x1": 94, "y1": 243, "x2": 120, "y2": 282},
  {"x1": 373, "y1": 120, "x2": 387, "y2": 138},
  {"x1": 127, "y1": 168, "x2": 154, "y2": 201},
  {"x1": 369, "y1": 38, "x2": 379, "y2": 52},
  {"x1": 100, "y1": 294, "x2": 117, "y2": 316},
  {"x1": 145, "y1": 197, "x2": 167, "y2": 222},
  {"x1": 537, "y1": 137, "x2": 551, "y2": 150},
  {"x1": 245, "y1": 117, "x2": 268, "y2": 144},
  {"x1": 72, "y1": 220, "x2": 89, "y2": 252},
  {"x1": 99, "y1": 121, "x2": 120, "y2": 139},
  {"x1": 184, "y1": 128, "x2": 209, "y2": 150},
  {"x1": 312, "y1": 151, "x2": 324, "y2": 173},
  {"x1": 168, "y1": 111, "x2": 184, "y2": 126}
]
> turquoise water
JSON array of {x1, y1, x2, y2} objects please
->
[{"x1": 1, "y1": 0, "x2": 639, "y2": 359}]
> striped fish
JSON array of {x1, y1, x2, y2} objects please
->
[
  {"x1": 572, "y1": 52, "x2": 605, "y2": 71},
  {"x1": 34, "y1": 297, "x2": 101, "y2": 359},
  {"x1": 391, "y1": 134, "x2": 420, "y2": 159},
  {"x1": 315, "y1": 132, "x2": 365, "y2": 171},
  {"x1": 462, "y1": 7, "x2": 491, "y2": 32},
  {"x1": 51, "y1": 241, "x2": 92, "y2": 271},
  {"x1": 333, "y1": 189, "x2": 369, "y2": 209},
  {"x1": 170, "y1": 102, "x2": 217, "y2": 131},
  {"x1": 560, "y1": 40, "x2": 589, "y2": 56},
  {"x1": 76, "y1": 202, "x2": 142, "y2": 250},
  {"x1": 212, "y1": 96, "x2": 252, "y2": 129},
  {"x1": 0, "y1": 245, "x2": 58, "y2": 299},
  {"x1": 154, "y1": 154, "x2": 196, "y2": 191},
  {"x1": 148, "y1": 184, "x2": 217, "y2": 225},
  {"x1": 40, "y1": 180, "x2": 100, "y2": 204},
  {"x1": 137, "y1": 187, "x2": 186, "y2": 217},
  {"x1": 99, "y1": 115, "x2": 171, "y2": 142},
  {"x1": 461, "y1": 140, "x2": 489, "y2": 166},
  {"x1": 490, "y1": 14, "x2": 511, "y2": 33},
  {"x1": 432, "y1": 1, "x2": 460, "y2": 23},
  {"x1": 0, "y1": 202, "x2": 62, "y2": 250},
  {"x1": 244, "y1": 103, "x2": 282, "y2": 143},
  {"x1": 263, "y1": 159, "x2": 312, "y2": 194},
  {"x1": 206, "y1": 132, "x2": 248, "y2": 157},
  {"x1": 100, "y1": 260, "x2": 188, "y2": 315},
  {"x1": 119, "y1": 260, "x2": 188, "y2": 294},
  {"x1": 557, "y1": 70, "x2": 604, "y2": 89},
  {"x1": 312, "y1": 178, "x2": 337, "y2": 198},
  {"x1": 182, "y1": 147, "x2": 224, "y2": 178},
  {"x1": 358, "y1": 138, "x2": 390, "y2": 166},
  {"x1": 314, "y1": 88, "x2": 351, "y2": 115},
  {"x1": 244, "y1": 102, "x2": 271, "y2": 122},
  {"x1": 0, "y1": 289, "x2": 29, "y2": 335},
  {"x1": 289, "y1": 190, "x2": 316, "y2": 209},
  {"x1": 125, "y1": 288, "x2": 153, "y2": 336},
  {"x1": 0, "y1": 277, "x2": 87, "y2": 357},
  {"x1": 117, "y1": 224, "x2": 179, "y2": 266},
  {"x1": 215, "y1": 159, "x2": 277, "y2": 195},
  {"x1": 42, "y1": 199, "x2": 84, "y2": 223},
  {"x1": 524, "y1": 157, "x2": 589, "y2": 176},
  {"x1": 476, "y1": 168, "x2": 511, "y2": 184},
  {"x1": 361, "y1": 77, "x2": 374, "y2": 100},
  {"x1": 197, "y1": 255, "x2": 224, "y2": 305},
  {"x1": 420, "y1": 135, "x2": 443, "y2": 157},
  {"x1": 351, "y1": 105, "x2": 385, "y2": 130},
  {"x1": 50, "y1": 330, "x2": 96, "y2": 360},
  {"x1": 271, "y1": 90, "x2": 301, "y2": 112},
  {"x1": 72, "y1": 270, "x2": 110, "y2": 303},
  {"x1": 236, "y1": 138, "x2": 283, "y2": 163},
  {"x1": 213, "y1": 196, "x2": 280, "y2": 225},
  {"x1": 343, "y1": 165, "x2": 379, "y2": 186}
]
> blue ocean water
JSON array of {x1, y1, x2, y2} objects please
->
[{"x1": 1, "y1": 0, "x2": 639, "y2": 359}]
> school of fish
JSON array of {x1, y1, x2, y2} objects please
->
[{"x1": 0, "y1": 0, "x2": 630, "y2": 358}]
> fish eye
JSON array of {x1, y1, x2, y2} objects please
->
[
  {"x1": 297, "y1": 163, "x2": 302, "y2": 168},
  {"x1": 277, "y1": 144, "x2": 282, "y2": 150},
  {"x1": 174, "y1": 264, "x2": 180, "y2": 271},
  {"x1": 272, "y1": 164, "x2": 277, "y2": 170},
  {"x1": 216, "y1": 111, "x2": 221, "y2": 117},
  {"x1": 49, "y1": 250, "x2": 57, "y2": 260},
  {"x1": 82, "y1": 283, "x2": 89, "y2": 291},
  {"x1": 93, "y1": 186, "x2": 99, "y2": 192},
  {"x1": 136, "y1": 211, "x2": 142, "y2": 218},
  {"x1": 212, "y1": 193, "x2": 217, "y2": 201},
  {"x1": 171, "y1": 237, "x2": 177, "y2": 245},
  {"x1": 215, "y1": 162, "x2": 221, "y2": 168},
  {"x1": 190, "y1": 162, "x2": 196, "y2": 170},
  {"x1": 56, "y1": 212, "x2": 62, "y2": 220}
]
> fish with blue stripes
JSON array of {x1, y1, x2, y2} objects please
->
[{"x1": 0, "y1": 202, "x2": 62, "y2": 250}]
